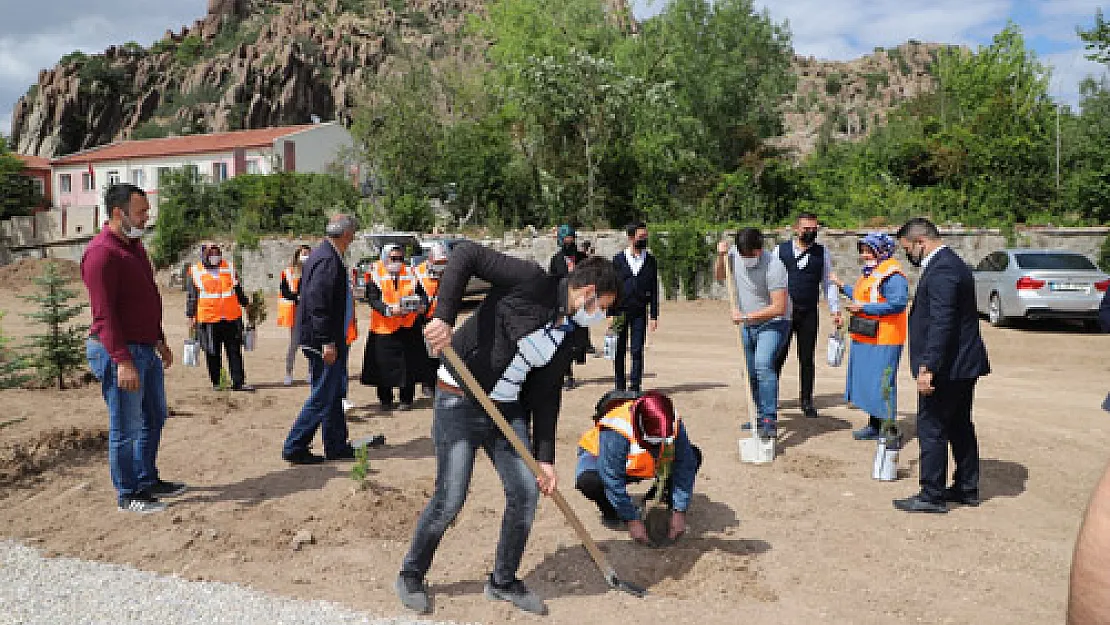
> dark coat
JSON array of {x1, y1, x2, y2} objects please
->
[
  {"x1": 908, "y1": 246, "x2": 991, "y2": 382},
  {"x1": 550, "y1": 250, "x2": 589, "y2": 365},
  {"x1": 612, "y1": 250, "x2": 659, "y2": 318},
  {"x1": 1100, "y1": 289, "x2": 1110, "y2": 333},
  {"x1": 435, "y1": 241, "x2": 576, "y2": 463},
  {"x1": 296, "y1": 240, "x2": 350, "y2": 351}
]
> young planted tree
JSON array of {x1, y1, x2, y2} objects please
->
[
  {"x1": 20, "y1": 262, "x2": 89, "y2": 389},
  {"x1": 0, "y1": 311, "x2": 30, "y2": 389}
]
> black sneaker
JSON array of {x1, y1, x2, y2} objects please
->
[
  {"x1": 145, "y1": 480, "x2": 187, "y2": 498},
  {"x1": 326, "y1": 445, "x2": 356, "y2": 461},
  {"x1": 485, "y1": 576, "x2": 547, "y2": 615},
  {"x1": 801, "y1": 402, "x2": 819, "y2": 418},
  {"x1": 395, "y1": 574, "x2": 431, "y2": 614},
  {"x1": 600, "y1": 516, "x2": 625, "y2": 531},
  {"x1": 282, "y1": 449, "x2": 326, "y2": 465},
  {"x1": 118, "y1": 493, "x2": 167, "y2": 514},
  {"x1": 231, "y1": 384, "x2": 255, "y2": 392},
  {"x1": 398, "y1": 402, "x2": 414, "y2": 411}
]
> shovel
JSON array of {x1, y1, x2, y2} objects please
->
[
  {"x1": 440, "y1": 345, "x2": 648, "y2": 598},
  {"x1": 723, "y1": 250, "x2": 776, "y2": 464}
]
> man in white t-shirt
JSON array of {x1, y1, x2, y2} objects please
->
[{"x1": 714, "y1": 228, "x2": 790, "y2": 438}]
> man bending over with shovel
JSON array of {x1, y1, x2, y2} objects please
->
[
  {"x1": 396, "y1": 241, "x2": 619, "y2": 616},
  {"x1": 575, "y1": 390, "x2": 702, "y2": 546}
]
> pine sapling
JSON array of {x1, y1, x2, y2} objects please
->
[
  {"x1": 0, "y1": 311, "x2": 30, "y2": 389},
  {"x1": 19, "y1": 262, "x2": 88, "y2": 389}
]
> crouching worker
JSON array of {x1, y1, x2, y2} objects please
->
[{"x1": 575, "y1": 390, "x2": 702, "y2": 545}]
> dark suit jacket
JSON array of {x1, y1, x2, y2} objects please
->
[
  {"x1": 1100, "y1": 289, "x2": 1110, "y2": 333},
  {"x1": 549, "y1": 250, "x2": 586, "y2": 279},
  {"x1": 612, "y1": 250, "x2": 660, "y2": 319},
  {"x1": 908, "y1": 246, "x2": 990, "y2": 382},
  {"x1": 296, "y1": 240, "x2": 349, "y2": 350}
]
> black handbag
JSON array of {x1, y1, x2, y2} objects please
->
[{"x1": 848, "y1": 314, "x2": 880, "y2": 338}]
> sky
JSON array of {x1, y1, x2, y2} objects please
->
[{"x1": 1, "y1": 0, "x2": 1107, "y2": 145}]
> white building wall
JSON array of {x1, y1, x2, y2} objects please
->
[{"x1": 280, "y1": 123, "x2": 356, "y2": 175}]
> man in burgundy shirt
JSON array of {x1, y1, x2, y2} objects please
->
[{"x1": 81, "y1": 183, "x2": 185, "y2": 514}]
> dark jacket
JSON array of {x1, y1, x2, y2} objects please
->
[
  {"x1": 296, "y1": 240, "x2": 350, "y2": 350},
  {"x1": 434, "y1": 242, "x2": 576, "y2": 463},
  {"x1": 549, "y1": 249, "x2": 586, "y2": 279},
  {"x1": 612, "y1": 250, "x2": 659, "y2": 318},
  {"x1": 279, "y1": 272, "x2": 299, "y2": 304},
  {"x1": 908, "y1": 246, "x2": 990, "y2": 382},
  {"x1": 1100, "y1": 289, "x2": 1110, "y2": 333}
]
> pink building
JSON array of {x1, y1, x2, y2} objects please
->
[{"x1": 49, "y1": 122, "x2": 356, "y2": 232}]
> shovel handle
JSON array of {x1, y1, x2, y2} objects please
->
[
  {"x1": 723, "y1": 250, "x2": 761, "y2": 434},
  {"x1": 440, "y1": 346, "x2": 617, "y2": 585}
]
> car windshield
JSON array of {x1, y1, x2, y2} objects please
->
[{"x1": 1014, "y1": 253, "x2": 1097, "y2": 271}]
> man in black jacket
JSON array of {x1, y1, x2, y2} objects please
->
[
  {"x1": 611, "y1": 221, "x2": 659, "y2": 392},
  {"x1": 281, "y1": 214, "x2": 360, "y2": 464},
  {"x1": 395, "y1": 242, "x2": 619, "y2": 616},
  {"x1": 893, "y1": 218, "x2": 991, "y2": 514}
]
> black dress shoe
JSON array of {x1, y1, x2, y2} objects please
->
[
  {"x1": 282, "y1": 449, "x2": 326, "y2": 465},
  {"x1": 231, "y1": 384, "x2": 255, "y2": 392},
  {"x1": 801, "y1": 402, "x2": 819, "y2": 418},
  {"x1": 893, "y1": 494, "x2": 948, "y2": 514},
  {"x1": 327, "y1": 445, "x2": 357, "y2": 461},
  {"x1": 943, "y1": 488, "x2": 982, "y2": 507}
]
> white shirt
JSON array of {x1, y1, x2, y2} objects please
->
[
  {"x1": 921, "y1": 245, "x2": 947, "y2": 271},
  {"x1": 624, "y1": 248, "x2": 647, "y2": 276},
  {"x1": 788, "y1": 240, "x2": 840, "y2": 314},
  {"x1": 438, "y1": 322, "x2": 569, "y2": 402}
]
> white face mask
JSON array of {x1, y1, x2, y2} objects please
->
[
  {"x1": 121, "y1": 213, "x2": 144, "y2": 239},
  {"x1": 572, "y1": 296, "x2": 606, "y2": 327},
  {"x1": 742, "y1": 255, "x2": 760, "y2": 269},
  {"x1": 299, "y1": 254, "x2": 310, "y2": 264},
  {"x1": 864, "y1": 259, "x2": 878, "y2": 268},
  {"x1": 208, "y1": 255, "x2": 222, "y2": 267},
  {"x1": 429, "y1": 262, "x2": 447, "y2": 277},
  {"x1": 387, "y1": 261, "x2": 403, "y2": 274}
]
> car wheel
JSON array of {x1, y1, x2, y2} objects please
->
[{"x1": 988, "y1": 293, "x2": 1008, "y2": 327}]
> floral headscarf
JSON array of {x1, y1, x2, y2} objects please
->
[{"x1": 858, "y1": 232, "x2": 896, "y2": 276}]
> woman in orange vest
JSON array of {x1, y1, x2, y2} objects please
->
[
  {"x1": 414, "y1": 242, "x2": 448, "y2": 397},
  {"x1": 834, "y1": 232, "x2": 909, "y2": 441},
  {"x1": 575, "y1": 390, "x2": 702, "y2": 545},
  {"x1": 279, "y1": 245, "x2": 313, "y2": 386},
  {"x1": 360, "y1": 244, "x2": 424, "y2": 411},
  {"x1": 185, "y1": 243, "x2": 252, "y2": 391}
]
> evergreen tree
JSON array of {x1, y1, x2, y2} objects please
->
[
  {"x1": 20, "y1": 262, "x2": 89, "y2": 389},
  {"x1": 0, "y1": 311, "x2": 30, "y2": 389}
]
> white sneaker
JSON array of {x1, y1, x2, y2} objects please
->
[
  {"x1": 342, "y1": 399, "x2": 355, "y2": 413},
  {"x1": 283, "y1": 375, "x2": 293, "y2": 387}
]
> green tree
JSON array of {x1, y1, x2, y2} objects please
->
[
  {"x1": 0, "y1": 311, "x2": 30, "y2": 389},
  {"x1": 0, "y1": 136, "x2": 43, "y2": 219},
  {"x1": 387, "y1": 193, "x2": 435, "y2": 231},
  {"x1": 1079, "y1": 8, "x2": 1110, "y2": 65},
  {"x1": 1060, "y1": 78, "x2": 1110, "y2": 224},
  {"x1": 20, "y1": 263, "x2": 88, "y2": 390}
]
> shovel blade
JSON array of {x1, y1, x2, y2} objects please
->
[
  {"x1": 605, "y1": 571, "x2": 648, "y2": 598},
  {"x1": 740, "y1": 435, "x2": 775, "y2": 464}
]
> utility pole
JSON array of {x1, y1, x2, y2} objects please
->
[{"x1": 1056, "y1": 103, "x2": 1061, "y2": 192}]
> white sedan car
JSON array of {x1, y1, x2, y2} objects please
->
[{"x1": 972, "y1": 249, "x2": 1109, "y2": 328}]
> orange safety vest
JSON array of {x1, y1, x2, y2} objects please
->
[
  {"x1": 368, "y1": 261, "x2": 418, "y2": 334},
  {"x1": 851, "y1": 258, "x2": 908, "y2": 346},
  {"x1": 191, "y1": 261, "x2": 242, "y2": 323},
  {"x1": 414, "y1": 261, "x2": 441, "y2": 318},
  {"x1": 277, "y1": 267, "x2": 299, "y2": 329},
  {"x1": 578, "y1": 402, "x2": 679, "y2": 479},
  {"x1": 346, "y1": 296, "x2": 358, "y2": 345}
]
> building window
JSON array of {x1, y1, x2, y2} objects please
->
[
  {"x1": 32, "y1": 178, "x2": 45, "y2": 197},
  {"x1": 212, "y1": 161, "x2": 229, "y2": 182},
  {"x1": 82, "y1": 172, "x2": 94, "y2": 191},
  {"x1": 130, "y1": 169, "x2": 144, "y2": 187},
  {"x1": 246, "y1": 160, "x2": 261, "y2": 174},
  {"x1": 157, "y1": 167, "x2": 172, "y2": 183},
  {"x1": 107, "y1": 170, "x2": 121, "y2": 186},
  {"x1": 60, "y1": 174, "x2": 72, "y2": 194}
]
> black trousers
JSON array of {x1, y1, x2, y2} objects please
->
[
  {"x1": 614, "y1": 311, "x2": 648, "y2": 391},
  {"x1": 204, "y1": 321, "x2": 246, "y2": 388},
  {"x1": 917, "y1": 378, "x2": 980, "y2": 502},
  {"x1": 378, "y1": 383, "x2": 416, "y2": 406},
  {"x1": 774, "y1": 307, "x2": 819, "y2": 403}
]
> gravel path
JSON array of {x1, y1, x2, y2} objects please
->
[{"x1": 0, "y1": 541, "x2": 466, "y2": 625}]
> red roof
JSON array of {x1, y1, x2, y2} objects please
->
[
  {"x1": 53, "y1": 124, "x2": 320, "y2": 165},
  {"x1": 15, "y1": 154, "x2": 51, "y2": 170}
]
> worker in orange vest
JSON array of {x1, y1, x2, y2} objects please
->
[
  {"x1": 414, "y1": 242, "x2": 449, "y2": 397},
  {"x1": 575, "y1": 390, "x2": 701, "y2": 545},
  {"x1": 186, "y1": 243, "x2": 252, "y2": 391},
  {"x1": 278, "y1": 245, "x2": 313, "y2": 386},
  {"x1": 360, "y1": 244, "x2": 424, "y2": 411}
]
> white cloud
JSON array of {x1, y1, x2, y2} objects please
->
[
  {"x1": 1, "y1": 111, "x2": 12, "y2": 138},
  {"x1": 1044, "y1": 48, "x2": 1109, "y2": 106}
]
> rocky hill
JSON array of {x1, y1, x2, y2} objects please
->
[{"x1": 10, "y1": 0, "x2": 938, "y2": 160}]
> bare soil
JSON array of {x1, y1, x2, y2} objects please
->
[{"x1": 0, "y1": 263, "x2": 1107, "y2": 624}]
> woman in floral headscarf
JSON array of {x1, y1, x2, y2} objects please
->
[{"x1": 832, "y1": 233, "x2": 910, "y2": 441}]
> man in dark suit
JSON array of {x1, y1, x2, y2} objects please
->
[
  {"x1": 281, "y1": 214, "x2": 360, "y2": 464},
  {"x1": 611, "y1": 221, "x2": 660, "y2": 393},
  {"x1": 893, "y1": 217, "x2": 991, "y2": 513}
]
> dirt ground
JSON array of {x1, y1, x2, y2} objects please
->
[{"x1": 1, "y1": 264, "x2": 1107, "y2": 624}]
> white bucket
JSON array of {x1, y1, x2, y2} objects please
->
[
  {"x1": 602, "y1": 333, "x2": 618, "y2": 361},
  {"x1": 872, "y1": 439, "x2": 899, "y2": 481},
  {"x1": 740, "y1": 432, "x2": 775, "y2": 464},
  {"x1": 182, "y1": 339, "x2": 199, "y2": 367},
  {"x1": 827, "y1": 331, "x2": 846, "y2": 367},
  {"x1": 243, "y1": 328, "x2": 257, "y2": 352}
]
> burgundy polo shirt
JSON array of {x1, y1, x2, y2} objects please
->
[{"x1": 80, "y1": 226, "x2": 164, "y2": 363}]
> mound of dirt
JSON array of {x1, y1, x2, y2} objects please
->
[
  {"x1": 0, "y1": 258, "x2": 82, "y2": 289},
  {"x1": 0, "y1": 427, "x2": 107, "y2": 489}
]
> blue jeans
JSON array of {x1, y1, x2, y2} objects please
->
[
  {"x1": 401, "y1": 390, "x2": 539, "y2": 585},
  {"x1": 741, "y1": 319, "x2": 790, "y2": 424},
  {"x1": 86, "y1": 340, "x2": 167, "y2": 505},
  {"x1": 283, "y1": 344, "x2": 350, "y2": 458},
  {"x1": 614, "y1": 311, "x2": 648, "y2": 391}
]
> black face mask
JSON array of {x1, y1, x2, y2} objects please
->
[
  {"x1": 799, "y1": 230, "x2": 818, "y2": 245},
  {"x1": 905, "y1": 243, "x2": 924, "y2": 268},
  {"x1": 562, "y1": 242, "x2": 577, "y2": 255},
  {"x1": 633, "y1": 239, "x2": 648, "y2": 251}
]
